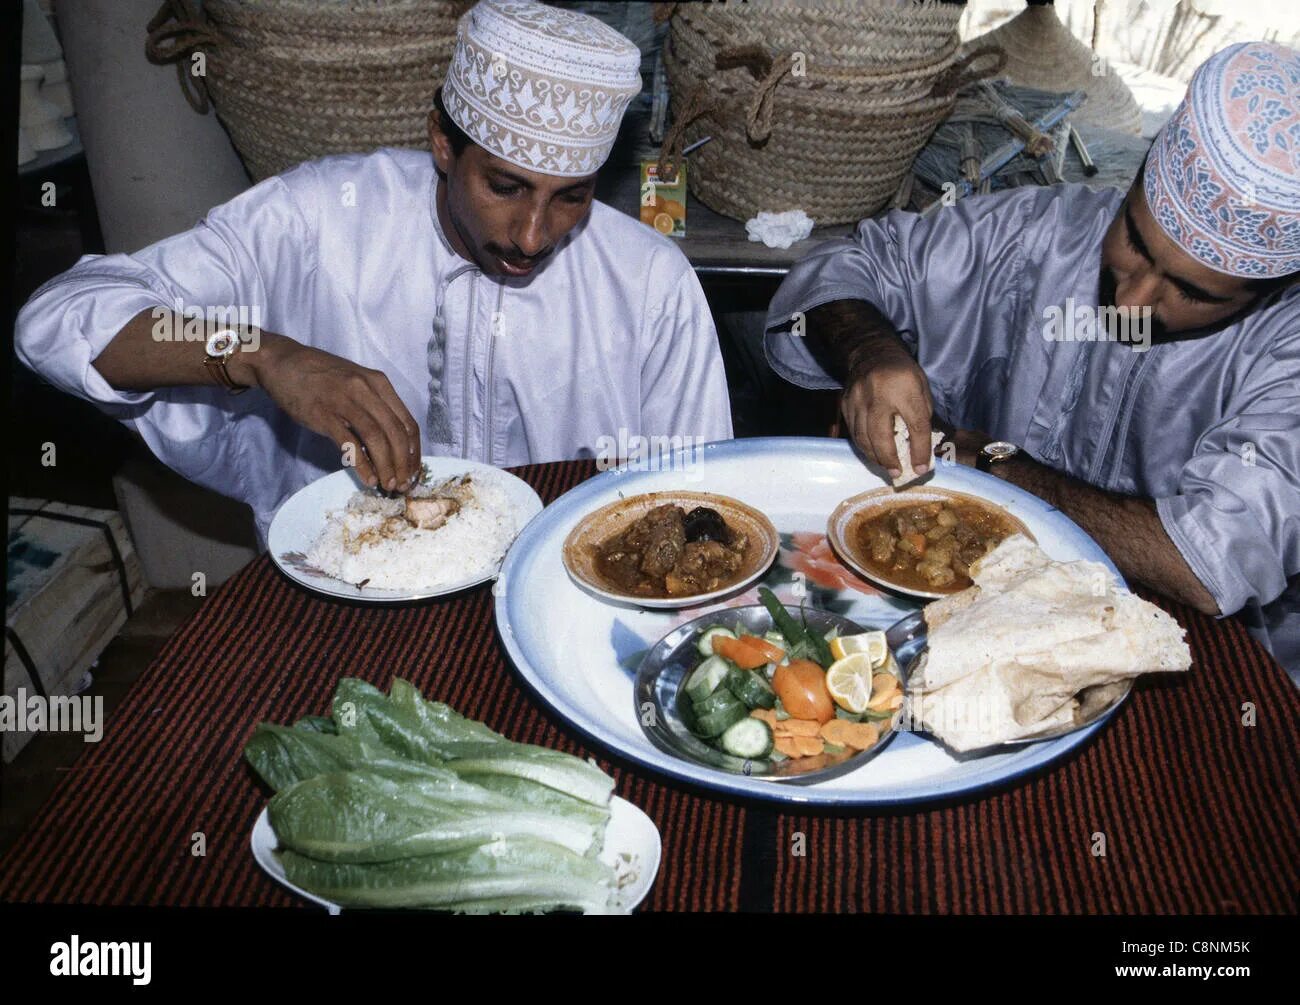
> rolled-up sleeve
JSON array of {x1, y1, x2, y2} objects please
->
[
  {"x1": 1155, "y1": 337, "x2": 1300, "y2": 616},
  {"x1": 763, "y1": 189, "x2": 1035, "y2": 391},
  {"x1": 15, "y1": 173, "x2": 312, "y2": 412},
  {"x1": 15, "y1": 173, "x2": 316, "y2": 487}
]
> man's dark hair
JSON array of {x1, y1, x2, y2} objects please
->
[
  {"x1": 432, "y1": 87, "x2": 471, "y2": 156},
  {"x1": 1248, "y1": 271, "x2": 1300, "y2": 295}
]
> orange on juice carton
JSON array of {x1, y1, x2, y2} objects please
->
[{"x1": 640, "y1": 160, "x2": 687, "y2": 238}]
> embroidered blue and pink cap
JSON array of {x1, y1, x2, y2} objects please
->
[{"x1": 1145, "y1": 41, "x2": 1300, "y2": 279}]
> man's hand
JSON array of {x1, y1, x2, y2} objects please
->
[
  {"x1": 804, "y1": 299, "x2": 936, "y2": 478},
  {"x1": 840, "y1": 340, "x2": 935, "y2": 478},
  {"x1": 241, "y1": 334, "x2": 422, "y2": 492}
]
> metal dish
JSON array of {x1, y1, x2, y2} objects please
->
[{"x1": 634, "y1": 605, "x2": 904, "y2": 782}]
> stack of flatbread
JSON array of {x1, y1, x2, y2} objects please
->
[
  {"x1": 892, "y1": 415, "x2": 944, "y2": 488},
  {"x1": 905, "y1": 535, "x2": 1191, "y2": 751}
]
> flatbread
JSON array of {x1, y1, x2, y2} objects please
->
[
  {"x1": 906, "y1": 535, "x2": 1191, "y2": 752},
  {"x1": 891, "y1": 415, "x2": 944, "y2": 488}
]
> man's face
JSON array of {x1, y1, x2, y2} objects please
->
[
  {"x1": 1098, "y1": 177, "x2": 1262, "y2": 340},
  {"x1": 428, "y1": 109, "x2": 596, "y2": 279}
]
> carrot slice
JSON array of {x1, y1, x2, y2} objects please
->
[
  {"x1": 904, "y1": 532, "x2": 927, "y2": 556},
  {"x1": 793, "y1": 736, "x2": 824, "y2": 757},
  {"x1": 711, "y1": 634, "x2": 770, "y2": 670},
  {"x1": 750, "y1": 708, "x2": 778, "y2": 728},
  {"x1": 774, "y1": 718, "x2": 822, "y2": 738},
  {"x1": 773, "y1": 735, "x2": 804, "y2": 758},
  {"x1": 840, "y1": 722, "x2": 879, "y2": 750}
]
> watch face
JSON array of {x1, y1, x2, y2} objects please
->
[
  {"x1": 983, "y1": 441, "x2": 1019, "y2": 461},
  {"x1": 206, "y1": 330, "x2": 238, "y2": 358}
]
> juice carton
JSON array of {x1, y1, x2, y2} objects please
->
[{"x1": 640, "y1": 160, "x2": 687, "y2": 238}]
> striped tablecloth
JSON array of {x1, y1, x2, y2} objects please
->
[{"x1": 2, "y1": 460, "x2": 1296, "y2": 913}]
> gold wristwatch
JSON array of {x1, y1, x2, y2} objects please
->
[{"x1": 203, "y1": 329, "x2": 250, "y2": 394}]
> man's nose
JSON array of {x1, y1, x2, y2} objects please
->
[
  {"x1": 1114, "y1": 268, "x2": 1161, "y2": 313},
  {"x1": 512, "y1": 205, "x2": 549, "y2": 258}
]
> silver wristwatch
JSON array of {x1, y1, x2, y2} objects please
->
[{"x1": 977, "y1": 441, "x2": 1020, "y2": 473}]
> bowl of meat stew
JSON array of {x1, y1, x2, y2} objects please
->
[
  {"x1": 562, "y1": 492, "x2": 780, "y2": 608},
  {"x1": 827, "y1": 487, "x2": 1034, "y2": 599}
]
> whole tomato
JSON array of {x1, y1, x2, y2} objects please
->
[{"x1": 772, "y1": 659, "x2": 835, "y2": 724}]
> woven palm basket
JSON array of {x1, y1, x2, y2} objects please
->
[
  {"x1": 147, "y1": 0, "x2": 471, "y2": 181},
  {"x1": 658, "y1": 0, "x2": 1003, "y2": 225},
  {"x1": 964, "y1": 2, "x2": 1144, "y2": 136}
]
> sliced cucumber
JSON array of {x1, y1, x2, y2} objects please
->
[
  {"x1": 724, "y1": 667, "x2": 778, "y2": 710},
  {"x1": 763, "y1": 630, "x2": 785, "y2": 648},
  {"x1": 695, "y1": 626, "x2": 737, "y2": 657},
  {"x1": 684, "y1": 655, "x2": 730, "y2": 703},
  {"x1": 719, "y1": 717, "x2": 774, "y2": 759},
  {"x1": 693, "y1": 687, "x2": 744, "y2": 719},
  {"x1": 693, "y1": 702, "x2": 749, "y2": 738}
]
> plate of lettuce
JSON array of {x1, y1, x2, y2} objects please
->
[{"x1": 245, "y1": 678, "x2": 660, "y2": 914}]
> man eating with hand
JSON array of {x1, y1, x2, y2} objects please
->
[
  {"x1": 16, "y1": 0, "x2": 732, "y2": 544},
  {"x1": 764, "y1": 42, "x2": 1300, "y2": 675}
]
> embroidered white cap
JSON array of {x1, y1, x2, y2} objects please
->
[{"x1": 441, "y1": 0, "x2": 642, "y2": 177}]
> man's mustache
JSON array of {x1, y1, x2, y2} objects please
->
[{"x1": 487, "y1": 244, "x2": 553, "y2": 269}]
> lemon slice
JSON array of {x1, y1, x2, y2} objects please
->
[
  {"x1": 829, "y1": 631, "x2": 888, "y2": 666},
  {"x1": 653, "y1": 211, "x2": 675, "y2": 235},
  {"x1": 825, "y1": 652, "x2": 876, "y2": 714}
]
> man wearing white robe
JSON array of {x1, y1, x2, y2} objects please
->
[{"x1": 15, "y1": 0, "x2": 733, "y2": 544}]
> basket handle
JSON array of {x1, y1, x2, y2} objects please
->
[
  {"x1": 930, "y1": 46, "x2": 1007, "y2": 100},
  {"x1": 745, "y1": 53, "x2": 796, "y2": 143},
  {"x1": 657, "y1": 40, "x2": 783, "y2": 179},
  {"x1": 145, "y1": 0, "x2": 226, "y2": 114},
  {"x1": 656, "y1": 79, "x2": 716, "y2": 184}
]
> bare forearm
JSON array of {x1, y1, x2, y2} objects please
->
[
  {"x1": 91, "y1": 307, "x2": 277, "y2": 391},
  {"x1": 806, "y1": 299, "x2": 910, "y2": 383},
  {"x1": 991, "y1": 453, "x2": 1220, "y2": 615}
]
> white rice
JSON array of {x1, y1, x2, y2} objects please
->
[{"x1": 305, "y1": 470, "x2": 517, "y2": 591}]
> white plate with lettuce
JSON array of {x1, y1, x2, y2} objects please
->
[
  {"x1": 252, "y1": 797, "x2": 660, "y2": 915},
  {"x1": 244, "y1": 677, "x2": 661, "y2": 915}
]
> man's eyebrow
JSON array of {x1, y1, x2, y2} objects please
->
[
  {"x1": 489, "y1": 167, "x2": 536, "y2": 189},
  {"x1": 488, "y1": 167, "x2": 594, "y2": 195},
  {"x1": 1125, "y1": 202, "x2": 1232, "y2": 304}
]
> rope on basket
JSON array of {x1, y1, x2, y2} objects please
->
[
  {"x1": 658, "y1": 45, "x2": 1006, "y2": 189},
  {"x1": 145, "y1": 0, "x2": 224, "y2": 114}
]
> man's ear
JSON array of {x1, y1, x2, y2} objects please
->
[{"x1": 428, "y1": 108, "x2": 454, "y2": 175}]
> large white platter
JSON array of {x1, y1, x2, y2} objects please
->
[
  {"x1": 268, "y1": 456, "x2": 542, "y2": 602},
  {"x1": 251, "y1": 796, "x2": 661, "y2": 914},
  {"x1": 495, "y1": 437, "x2": 1128, "y2": 807}
]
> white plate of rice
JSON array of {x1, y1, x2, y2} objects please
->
[{"x1": 268, "y1": 457, "x2": 543, "y2": 602}]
